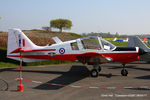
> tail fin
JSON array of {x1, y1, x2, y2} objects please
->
[
  {"x1": 128, "y1": 36, "x2": 150, "y2": 52},
  {"x1": 113, "y1": 38, "x2": 117, "y2": 41},
  {"x1": 7, "y1": 28, "x2": 38, "y2": 61},
  {"x1": 142, "y1": 37, "x2": 147, "y2": 42}
]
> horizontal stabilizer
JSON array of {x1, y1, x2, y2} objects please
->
[
  {"x1": 52, "y1": 37, "x2": 62, "y2": 44},
  {"x1": 10, "y1": 48, "x2": 56, "y2": 54}
]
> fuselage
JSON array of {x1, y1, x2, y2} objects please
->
[{"x1": 8, "y1": 39, "x2": 140, "y2": 64}]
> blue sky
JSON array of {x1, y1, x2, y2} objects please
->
[{"x1": 0, "y1": 0, "x2": 150, "y2": 35}]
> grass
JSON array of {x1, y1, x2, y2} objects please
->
[
  {"x1": 0, "y1": 62, "x2": 18, "y2": 67},
  {"x1": 0, "y1": 47, "x2": 20, "y2": 67},
  {"x1": 144, "y1": 43, "x2": 150, "y2": 48},
  {"x1": 26, "y1": 60, "x2": 74, "y2": 66},
  {"x1": 110, "y1": 41, "x2": 128, "y2": 46},
  {"x1": 69, "y1": 32, "x2": 83, "y2": 38}
]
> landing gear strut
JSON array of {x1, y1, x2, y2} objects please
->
[
  {"x1": 98, "y1": 66, "x2": 101, "y2": 72},
  {"x1": 90, "y1": 64, "x2": 101, "y2": 77},
  {"x1": 121, "y1": 64, "x2": 128, "y2": 76}
]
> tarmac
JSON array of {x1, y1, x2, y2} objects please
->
[{"x1": 0, "y1": 62, "x2": 150, "y2": 100}]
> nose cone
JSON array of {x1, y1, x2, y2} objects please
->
[{"x1": 139, "y1": 48, "x2": 147, "y2": 55}]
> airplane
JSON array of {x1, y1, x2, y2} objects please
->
[
  {"x1": 128, "y1": 36, "x2": 150, "y2": 62},
  {"x1": 112, "y1": 38, "x2": 117, "y2": 41},
  {"x1": 113, "y1": 38, "x2": 128, "y2": 42},
  {"x1": 142, "y1": 37, "x2": 147, "y2": 42},
  {"x1": 148, "y1": 37, "x2": 150, "y2": 44},
  {"x1": 7, "y1": 29, "x2": 145, "y2": 77}
]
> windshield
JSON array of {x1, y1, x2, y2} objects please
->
[
  {"x1": 81, "y1": 36, "x2": 101, "y2": 50},
  {"x1": 101, "y1": 39, "x2": 115, "y2": 50},
  {"x1": 80, "y1": 36, "x2": 115, "y2": 50}
]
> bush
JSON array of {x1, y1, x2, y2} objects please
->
[{"x1": 31, "y1": 29, "x2": 42, "y2": 31}]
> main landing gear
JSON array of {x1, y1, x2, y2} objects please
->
[
  {"x1": 90, "y1": 64, "x2": 128, "y2": 77},
  {"x1": 90, "y1": 64, "x2": 101, "y2": 77},
  {"x1": 121, "y1": 64, "x2": 128, "y2": 76}
]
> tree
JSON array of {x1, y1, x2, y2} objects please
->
[{"x1": 50, "y1": 19, "x2": 72, "y2": 33}]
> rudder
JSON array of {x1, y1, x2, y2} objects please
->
[
  {"x1": 128, "y1": 36, "x2": 150, "y2": 52},
  {"x1": 7, "y1": 28, "x2": 38, "y2": 61}
]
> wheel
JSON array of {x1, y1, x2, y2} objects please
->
[
  {"x1": 90, "y1": 69, "x2": 99, "y2": 77},
  {"x1": 121, "y1": 69, "x2": 128, "y2": 76},
  {"x1": 98, "y1": 66, "x2": 101, "y2": 72}
]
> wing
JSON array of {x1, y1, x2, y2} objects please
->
[{"x1": 76, "y1": 52, "x2": 113, "y2": 64}]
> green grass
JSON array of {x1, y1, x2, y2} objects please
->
[
  {"x1": 30, "y1": 29, "x2": 42, "y2": 31},
  {"x1": 144, "y1": 43, "x2": 150, "y2": 48},
  {"x1": 0, "y1": 47, "x2": 20, "y2": 67},
  {"x1": 104, "y1": 38, "x2": 127, "y2": 41},
  {"x1": 69, "y1": 32, "x2": 83, "y2": 38},
  {"x1": 26, "y1": 60, "x2": 74, "y2": 66},
  {"x1": 109, "y1": 41, "x2": 128, "y2": 47},
  {"x1": 0, "y1": 62, "x2": 18, "y2": 67}
]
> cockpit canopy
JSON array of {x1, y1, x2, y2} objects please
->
[{"x1": 80, "y1": 36, "x2": 115, "y2": 50}]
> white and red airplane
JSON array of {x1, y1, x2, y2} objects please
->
[{"x1": 7, "y1": 29, "x2": 145, "y2": 77}]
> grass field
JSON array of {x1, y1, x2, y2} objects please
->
[{"x1": 109, "y1": 41, "x2": 128, "y2": 46}]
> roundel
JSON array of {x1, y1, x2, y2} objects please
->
[{"x1": 59, "y1": 48, "x2": 65, "y2": 54}]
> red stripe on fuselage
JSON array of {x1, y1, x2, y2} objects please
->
[
  {"x1": 7, "y1": 52, "x2": 139, "y2": 63},
  {"x1": 21, "y1": 49, "x2": 56, "y2": 52},
  {"x1": 10, "y1": 48, "x2": 56, "y2": 54}
]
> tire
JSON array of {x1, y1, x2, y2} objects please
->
[
  {"x1": 121, "y1": 69, "x2": 128, "y2": 76},
  {"x1": 90, "y1": 69, "x2": 99, "y2": 77}
]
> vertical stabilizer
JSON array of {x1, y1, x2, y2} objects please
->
[
  {"x1": 113, "y1": 38, "x2": 117, "y2": 41},
  {"x1": 128, "y1": 36, "x2": 150, "y2": 52},
  {"x1": 7, "y1": 28, "x2": 39, "y2": 61},
  {"x1": 52, "y1": 36, "x2": 62, "y2": 44}
]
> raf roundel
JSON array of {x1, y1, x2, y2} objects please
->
[{"x1": 59, "y1": 48, "x2": 65, "y2": 54}]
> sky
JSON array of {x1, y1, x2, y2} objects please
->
[{"x1": 0, "y1": 0, "x2": 150, "y2": 35}]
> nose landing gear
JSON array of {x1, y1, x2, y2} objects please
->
[{"x1": 90, "y1": 64, "x2": 101, "y2": 77}]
